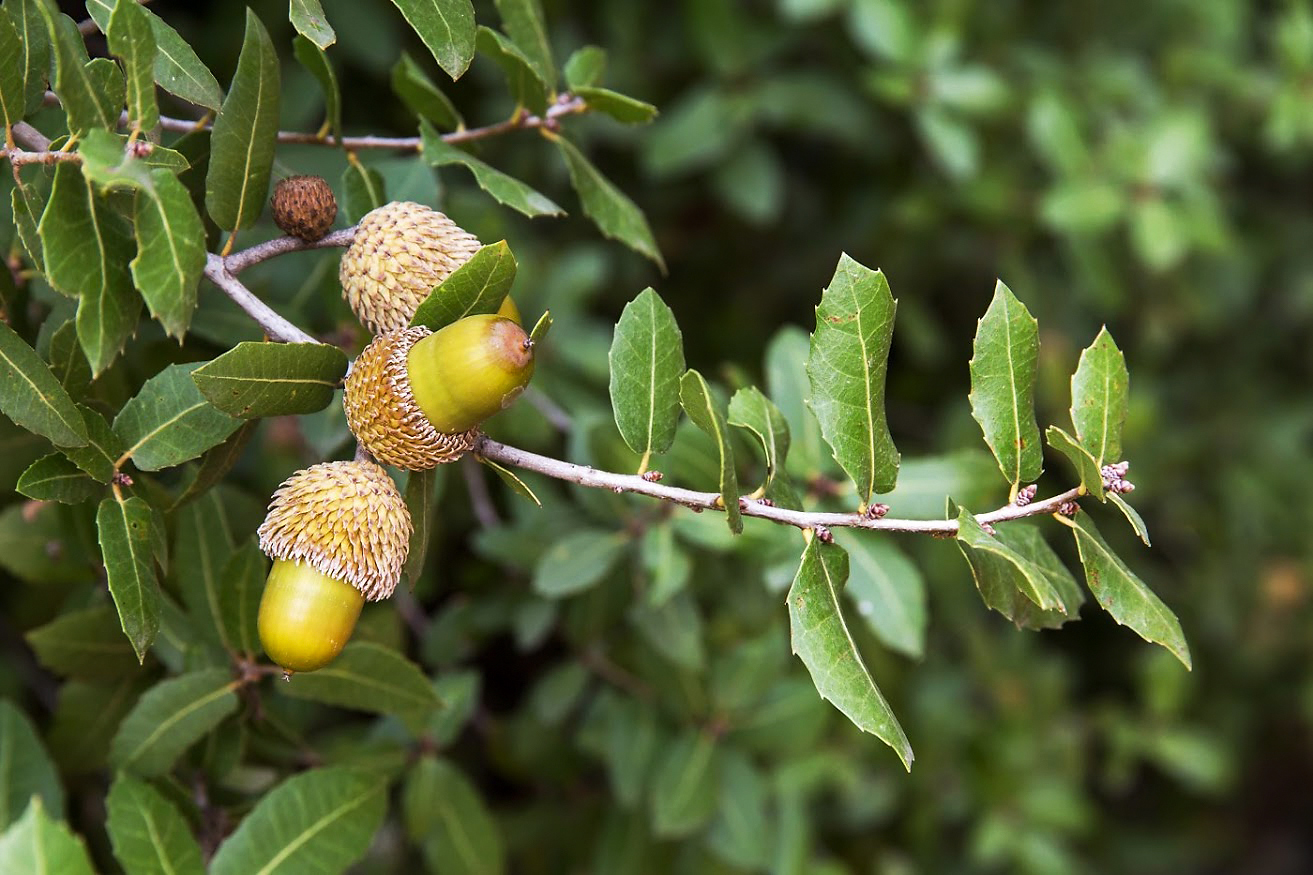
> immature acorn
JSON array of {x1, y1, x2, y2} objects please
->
[
  {"x1": 271, "y1": 175, "x2": 338, "y2": 242},
  {"x1": 256, "y1": 460, "x2": 411, "y2": 673},
  {"x1": 343, "y1": 314, "x2": 535, "y2": 469}
]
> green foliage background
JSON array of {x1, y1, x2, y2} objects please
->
[{"x1": 1, "y1": 0, "x2": 1310, "y2": 873}]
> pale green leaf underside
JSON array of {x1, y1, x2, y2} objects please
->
[
  {"x1": 726, "y1": 385, "x2": 790, "y2": 493},
  {"x1": 387, "y1": 0, "x2": 477, "y2": 80},
  {"x1": 290, "y1": 0, "x2": 336, "y2": 49},
  {"x1": 1046, "y1": 425, "x2": 1106, "y2": 501},
  {"x1": 679, "y1": 369, "x2": 742, "y2": 534}
]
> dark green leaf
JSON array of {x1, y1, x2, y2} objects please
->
[
  {"x1": 968, "y1": 280, "x2": 1042, "y2": 487},
  {"x1": 172, "y1": 491, "x2": 235, "y2": 650},
  {"x1": 85, "y1": 0, "x2": 224, "y2": 110},
  {"x1": 727, "y1": 385, "x2": 790, "y2": 493},
  {"x1": 391, "y1": 52, "x2": 461, "y2": 129},
  {"x1": 563, "y1": 45, "x2": 605, "y2": 89},
  {"x1": 109, "y1": 669, "x2": 240, "y2": 777},
  {"x1": 421, "y1": 121, "x2": 563, "y2": 217},
  {"x1": 192, "y1": 342, "x2": 348, "y2": 418},
  {"x1": 97, "y1": 495, "x2": 162, "y2": 661},
  {"x1": 114, "y1": 363, "x2": 242, "y2": 471},
  {"x1": 706, "y1": 750, "x2": 769, "y2": 870},
  {"x1": 494, "y1": 0, "x2": 555, "y2": 91},
  {"x1": 37, "y1": 163, "x2": 139, "y2": 375},
  {"x1": 210, "y1": 768, "x2": 386, "y2": 875},
  {"x1": 997, "y1": 523, "x2": 1086, "y2": 615},
  {"x1": 0, "y1": 500, "x2": 94, "y2": 585},
  {"x1": 129, "y1": 169, "x2": 206, "y2": 339},
  {"x1": 806, "y1": 253, "x2": 899, "y2": 506},
  {"x1": 579, "y1": 693, "x2": 660, "y2": 807},
  {"x1": 410, "y1": 241, "x2": 517, "y2": 330},
  {"x1": 23, "y1": 605, "x2": 140, "y2": 679},
  {"x1": 554, "y1": 136, "x2": 663, "y2": 267},
  {"x1": 0, "y1": 701, "x2": 63, "y2": 830},
  {"x1": 956, "y1": 509, "x2": 1071, "y2": 627},
  {"x1": 426, "y1": 671, "x2": 480, "y2": 745},
  {"x1": 478, "y1": 456, "x2": 541, "y2": 505},
  {"x1": 403, "y1": 467, "x2": 438, "y2": 585},
  {"x1": 841, "y1": 533, "x2": 925, "y2": 658},
  {"x1": 218, "y1": 538, "x2": 263, "y2": 658},
  {"x1": 278, "y1": 641, "x2": 442, "y2": 724},
  {"x1": 787, "y1": 538, "x2": 912, "y2": 768},
  {"x1": 1071, "y1": 326, "x2": 1129, "y2": 467},
  {"x1": 574, "y1": 86, "x2": 658, "y2": 124},
  {"x1": 108, "y1": 0, "x2": 159, "y2": 131},
  {"x1": 1046, "y1": 425, "x2": 1105, "y2": 501},
  {"x1": 475, "y1": 26, "x2": 549, "y2": 115},
  {"x1": 679, "y1": 369, "x2": 741, "y2": 533},
  {"x1": 0, "y1": 798, "x2": 94, "y2": 875},
  {"x1": 291, "y1": 0, "x2": 336, "y2": 49},
  {"x1": 45, "y1": 321, "x2": 90, "y2": 400},
  {"x1": 205, "y1": 9, "x2": 280, "y2": 231},
  {"x1": 47, "y1": 677, "x2": 145, "y2": 775},
  {"x1": 16, "y1": 454, "x2": 98, "y2": 503},
  {"x1": 171, "y1": 420, "x2": 256, "y2": 509},
  {"x1": 37, "y1": 9, "x2": 118, "y2": 134},
  {"x1": 649, "y1": 730, "x2": 718, "y2": 838},
  {"x1": 61, "y1": 405, "x2": 123, "y2": 483},
  {"x1": 341, "y1": 160, "x2": 386, "y2": 223},
  {"x1": 609, "y1": 288, "x2": 685, "y2": 463},
  {"x1": 0, "y1": 10, "x2": 27, "y2": 131},
  {"x1": 12, "y1": 171, "x2": 49, "y2": 272},
  {"x1": 533, "y1": 529, "x2": 628, "y2": 598},
  {"x1": 409, "y1": 758, "x2": 505, "y2": 875},
  {"x1": 13, "y1": 0, "x2": 49, "y2": 117},
  {"x1": 387, "y1": 0, "x2": 477, "y2": 80},
  {"x1": 106, "y1": 774, "x2": 204, "y2": 875},
  {"x1": 641, "y1": 523, "x2": 691, "y2": 606},
  {"x1": 1109, "y1": 492, "x2": 1151, "y2": 546},
  {"x1": 632, "y1": 591, "x2": 704, "y2": 670},
  {"x1": 0, "y1": 319, "x2": 88, "y2": 447},
  {"x1": 1071, "y1": 514, "x2": 1190, "y2": 668},
  {"x1": 293, "y1": 35, "x2": 341, "y2": 142}
]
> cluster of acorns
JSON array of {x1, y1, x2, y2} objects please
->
[{"x1": 257, "y1": 178, "x2": 535, "y2": 674}]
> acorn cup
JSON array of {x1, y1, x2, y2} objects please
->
[
  {"x1": 256, "y1": 460, "x2": 411, "y2": 674},
  {"x1": 271, "y1": 175, "x2": 337, "y2": 242},
  {"x1": 343, "y1": 315, "x2": 535, "y2": 469}
]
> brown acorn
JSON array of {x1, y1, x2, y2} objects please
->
[
  {"x1": 256, "y1": 460, "x2": 411, "y2": 673},
  {"x1": 343, "y1": 315, "x2": 535, "y2": 469},
  {"x1": 271, "y1": 175, "x2": 338, "y2": 242},
  {"x1": 339, "y1": 201, "x2": 483, "y2": 334}
]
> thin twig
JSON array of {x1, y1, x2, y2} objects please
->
[
  {"x1": 202, "y1": 254, "x2": 317, "y2": 344},
  {"x1": 475, "y1": 437, "x2": 1084, "y2": 534},
  {"x1": 523, "y1": 387, "x2": 572, "y2": 433},
  {"x1": 11, "y1": 122, "x2": 52, "y2": 152},
  {"x1": 223, "y1": 228, "x2": 357, "y2": 274},
  {"x1": 0, "y1": 147, "x2": 80, "y2": 167}
]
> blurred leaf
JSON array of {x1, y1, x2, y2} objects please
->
[
  {"x1": 527, "y1": 661, "x2": 589, "y2": 724},
  {"x1": 60, "y1": 405, "x2": 122, "y2": 484},
  {"x1": 1046, "y1": 426, "x2": 1105, "y2": 501},
  {"x1": 109, "y1": 669, "x2": 239, "y2": 777},
  {"x1": 1108, "y1": 492, "x2": 1151, "y2": 546},
  {"x1": 97, "y1": 496, "x2": 162, "y2": 662},
  {"x1": 555, "y1": 135, "x2": 664, "y2": 268},
  {"x1": 47, "y1": 677, "x2": 145, "y2": 775},
  {"x1": 841, "y1": 533, "x2": 926, "y2": 658},
  {"x1": 847, "y1": 0, "x2": 917, "y2": 63},
  {"x1": 209, "y1": 768, "x2": 386, "y2": 875},
  {"x1": 956, "y1": 509, "x2": 1070, "y2": 625},
  {"x1": 24, "y1": 605, "x2": 141, "y2": 679},
  {"x1": 172, "y1": 420, "x2": 256, "y2": 509},
  {"x1": 0, "y1": 701, "x2": 63, "y2": 830},
  {"x1": 563, "y1": 45, "x2": 605, "y2": 89},
  {"x1": 650, "y1": 730, "x2": 718, "y2": 838},
  {"x1": 291, "y1": 0, "x2": 336, "y2": 48},
  {"x1": 476, "y1": 26, "x2": 550, "y2": 115},
  {"x1": 705, "y1": 749, "x2": 769, "y2": 870},
  {"x1": 403, "y1": 468, "x2": 437, "y2": 586},
  {"x1": 580, "y1": 693, "x2": 660, "y2": 807},
  {"x1": 16, "y1": 454, "x2": 97, "y2": 503},
  {"x1": 787, "y1": 538, "x2": 912, "y2": 768},
  {"x1": 387, "y1": 0, "x2": 476, "y2": 80},
  {"x1": 37, "y1": 163, "x2": 139, "y2": 375},
  {"x1": 391, "y1": 52, "x2": 461, "y2": 129},
  {"x1": 218, "y1": 539, "x2": 263, "y2": 658},
  {"x1": 0, "y1": 320, "x2": 88, "y2": 447},
  {"x1": 679, "y1": 369, "x2": 742, "y2": 534},
  {"x1": 807, "y1": 254, "x2": 899, "y2": 506},
  {"x1": 293, "y1": 35, "x2": 341, "y2": 142},
  {"x1": 727, "y1": 385, "x2": 790, "y2": 493},
  {"x1": 426, "y1": 671, "x2": 480, "y2": 745},
  {"x1": 278, "y1": 641, "x2": 442, "y2": 725},
  {"x1": 929, "y1": 65, "x2": 1008, "y2": 115},
  {"x1": 532, "y1": 529, "x2": 628, "y2": 598},
  {"x1": 106, "y1": 773, "x2": 204, "y2": 875},
  {"x1": 969, "y1": 280, "x2": 1043, "y2": 488},
  {"x1": 1039, "y1": 180, "x2": 1125, "y2": 234},
  {"x1": 1070, "y1": 514, "x2": 1190, "y2": 669},
  {"x1": 0, "y1": 798, "x2": 94, "y2": 875},
  {"x1": 632, "y1": 591, "x2": 704, "y2": 670},
  {"x1": 478, "y1": 457, "x2": 541, "y2": 505},
  {"x1": 421, "y1": 122, "x2": 563, "y2": 217},
  {"x1": 1130, "y1": 197, "x2": 1187, "y2": 271},
  {"x1": 642, "y1": 87, "x2": 747, "y2": 178},
  {"x1": 193, "y1": 342, "x2": 347, "y2": 418},
  {"x1": 172, "y1": 491, "x2": 235, "y2": 650},
  {"x1": 108, "y1": 0, "x2": 159, "y2": 131},
  {"x1": 1027, "y1": 91, "x2": 1089, "y2": 175},
  {"x1": 114, "y1": 363, "x2": 242, "y2": 471},
  {"x1": 915, "y1": 108, "x2": 979, "y2": 179},
  {"x1": 1071, "y1": 327, "x2": 1128, "y2": 468},
  {"x1": 609, "y1": 288, "x2": 685, "y2": 463},
  {"x1": 45, "y1": 321, "x2": 89, "y2": 400},
  {"x1": 574, "y1": 85, "x2": 658, "y2": 124},
  {"x1": 494, "y1": 0, "x2": 554, "y2": 91},
  {"x1": 767, "y1": 326, "x2": 826, "y2": 479},
  {"x1": 410, "y1": 240, "x2": 517, "y2": 330},
  {"x1": 641, "y1": 523, "x2": 691, "y2": 607},
  {"x1": 410, "y1": 758, "x2": 505, "y2": 875},
  {"x1": 85, "y1": 0, "x2": 223, "y2": 109},
  {"x1": 0, "y1": 501, "x2": 94, "y2": 585},
  {"x1": 205, "y1": 9, "x2": 280, "y2": 232},
  {"x1": 711, "y1": 140, "x2": 785, "y2": 224},
  {"x1": 341, "y1": 160, "x2": 386, "y2": 223}
]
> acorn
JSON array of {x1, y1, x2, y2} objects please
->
[
  {"x1": 256, "y1": 460, "x2": 411, "y2": 673},
  {"x1": 271, "y1": 175, "x2": 337, "y2": 242},
  {"x1": 343, "y1": 315, "x2": 535, "y2": 469}
]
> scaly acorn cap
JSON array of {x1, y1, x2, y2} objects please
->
[
  {"x1": 271, "y1": 175, "x2": 338, "y2": 242},
  {"x1": 343, "y1": 326, "x2": 481, "y2": 469},
  {"x1": 339, "y1": 201, "x2": 482, "y2": 334},
  {"x1": 256, "y1": 460, "x2": 412, "y2": 602}
]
